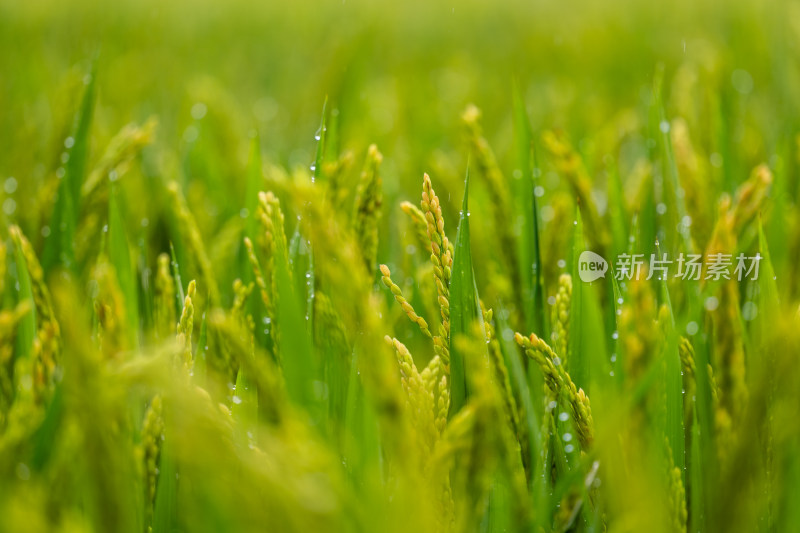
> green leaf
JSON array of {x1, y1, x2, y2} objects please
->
[
  {"x1": 689, "y1": 413, "x2": 706, "y2": 533},
  {"x1": 41, "y1": 180, "x2": 77, "y2": 275},
  {"x1": 244, "y1": 135, "x2": 263, "y2": 243},
  {"x1": 657, "y1": 258, "x2": 685, "y2": 481},
  {"x1": 194, "y1": 312, "x2": 208, "y2": 383},
  {"x1": 169, "y1": 242, "x2": 186, "y2": 309},
  {"x1": 241, "y1": 136, "x2": 269, "y2": 348},
  {"x1": 232, "y1": 365, "x2": 258, "y2": 429},
  {"x1": 652, "y1": 67, "x2": 693, "y2": 256},
  {"x1": 108, "y1": 183, "x2": 139, "y2": 347},
  {"x1": 324, "y1": 104, "x2": 340, "y2": 163},
  {"x1": 606, "y1": 161, "x2": 629, "y2": 261},
  {"x1": 31, "y1": 383, "x2": 64, "y2": 471},
  {"x1": 42, "y1": 65, "x2": 97, "y2": 274},
  {"x1": 754, "y1": 218, "x2": 779, "y2": 377},
  {"x1": 288, "y1": 227, "x2": 315, "y2": 335},
  {"x1": 312, "y1": 96, "x2": 328, "y2": 182},
  {"x1": 568, "y1": 209, "x2": 609, "y2": 394},
  {"x1": 11, "y1": 231, "x2": 36, "y2": 361},
  {"x1": 448, "y1": 169, "x2": 485, "y2": 419},
  {"x1": 343, "y1": 346, "x2": 381, "y2": 485},
  {"x1": 152, "y1": 437, "x2": 179, "y2": 533},
  {"x1": 757, "y1": 218, "x2": 779, "y2": 318},
  {"x1": 482, "y1": 476, "x2": 512, "y2": 533},
  {"x1": 685, "y1": 279, "x2": 716, "y2": 506},
  {"x1": 496, "y1": 308, "x2": 549, "y2": 527},
  {"x1": 512, "y1": 82, "x2": 545, "y2": 337},
  {"x1": 274, "y1": 223, "x2": 320, "y2": 419}
]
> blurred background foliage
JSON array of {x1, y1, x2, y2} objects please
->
[
  {"x1": 2, "y1": 0, "x2": 798, "y2": 231},
  {"x1": 2, "y1": 0, "x2": 800, "y2": 532}
]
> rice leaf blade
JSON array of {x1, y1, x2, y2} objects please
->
[
  {"x1": 512, "y1": 83, "x2": 545, "y2": 337},
  {"x1": 11, "y1": 231, "x2": 36, "y2": 360},
  {"x1": 108, "y1": 183, "x2": 140, "y2": 347},
  {"x1": 448, "y1": 169, "x2": 485, "y2": 418},
  {"x1": 42, "y1": 65, "x2": 96, "y2": 274},
  {"x1": 274, "y1": 225, "x2": 320, "y2": 420},
  {"x1": 313, "y1": 96, "x2": 328, "y2": 182}
]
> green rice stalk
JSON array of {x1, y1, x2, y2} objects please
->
[
  {"x1": 243, "y1": 236, "x2": 273, "y2": 323},
  {"x1": 481, "y1": 302, "x2": 521, "y2": 443},
  {"x1": 177, "y1": 280, "x2": 196, "y2": 369},
  {"x1": 81, "y1": 118, "x2": 158, "y2": 205},
  {"x1": 352, "y1": 144, "x2": 383, "y2": 272},
  {"x1": 461, "y1": 105, "x2": 520, "y2": 294},
  {"x1": 702, "y1": 167, "x2": 772, "y2": 434},
  {"x1": 379, "y1": 264, "x2": 432, "y2": 338},
  {"x1": 167, "y1": 182, "x2": 219, "y2": 305},
  {"x1": 400, "y1": 201, "x2": 432, "y2": 255},
  {"x1": 10, "y1": 226, "x2": 58, "y2": 329},
  {"x1": 313, "y1": 290, "x2": 349, "y2": 352},
  {"x1": 137, "y1": 394, "x2": 164, "y2": 524},
  {"x1": 666, "y1": 439, "x2": 688, "y2": 533},
  {"x1": 541, "y1": 192, "x2": 573, "y2": 291},
  {"x1": 618, "y1": 274, "x2": 658, "y2": 387},
  {"x1": 422, "y1": 173, "x2": 453, "y2": 369},
  {"x1": 679, "y1": 336, "x2": 697, "y2": 424},
  {"x1": 670, "y1": 118, "x2": 711, "y2": 248},
  {"x1": 551, "y1": 273, "x2": 572, "y2": 361},
  {"x1": 385, "y1": 336, "x2": 437, "y2": 458},
  {"x1": 256, "y1": 191, "x2": 288, "y2": 316},
  {"x1": 9, "y1": 226, "x2": 61, "y2": 399},
  {"x1": 514, "y1": 332, "x2": 594, "y2": 448},
  {"x1": 293, "y1": 184, "x2": 412, "y2": 463},
  {"x1": 541, "y1": 130, "x2": 608, "y2": 253},
  {"x1": 92, "y1": 260, "x2": 130, "y2": 358},
  {"x1": 0, "y1": 301, "x2": 33, "y2": 429},
  {"x1": 154, "y1": 254, "x2": 176, "y2": 341}
]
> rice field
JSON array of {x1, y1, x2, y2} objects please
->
[{"x1": 1, "y1": 0, "x2": 800, "y2": 531}]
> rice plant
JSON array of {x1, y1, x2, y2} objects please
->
[{"x1": 2, "y1": 0, "x2": 800, "y2": 531}]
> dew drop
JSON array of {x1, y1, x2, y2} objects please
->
[
  {"x1": 742, "y1": 301, "x2": 758, "y2": 321},
  {"x1": 3, "y1": 198, "x2": 17, "y2": 215},
  {"x1": 16, "y1": 463, "x2": 30, "y2": 481},
  {"x1": 191, "y1": 102, "x2": 208, "y2": 120},
  {"x1": 4, "y1": 177, "x2": 18, "y2": 194}
]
